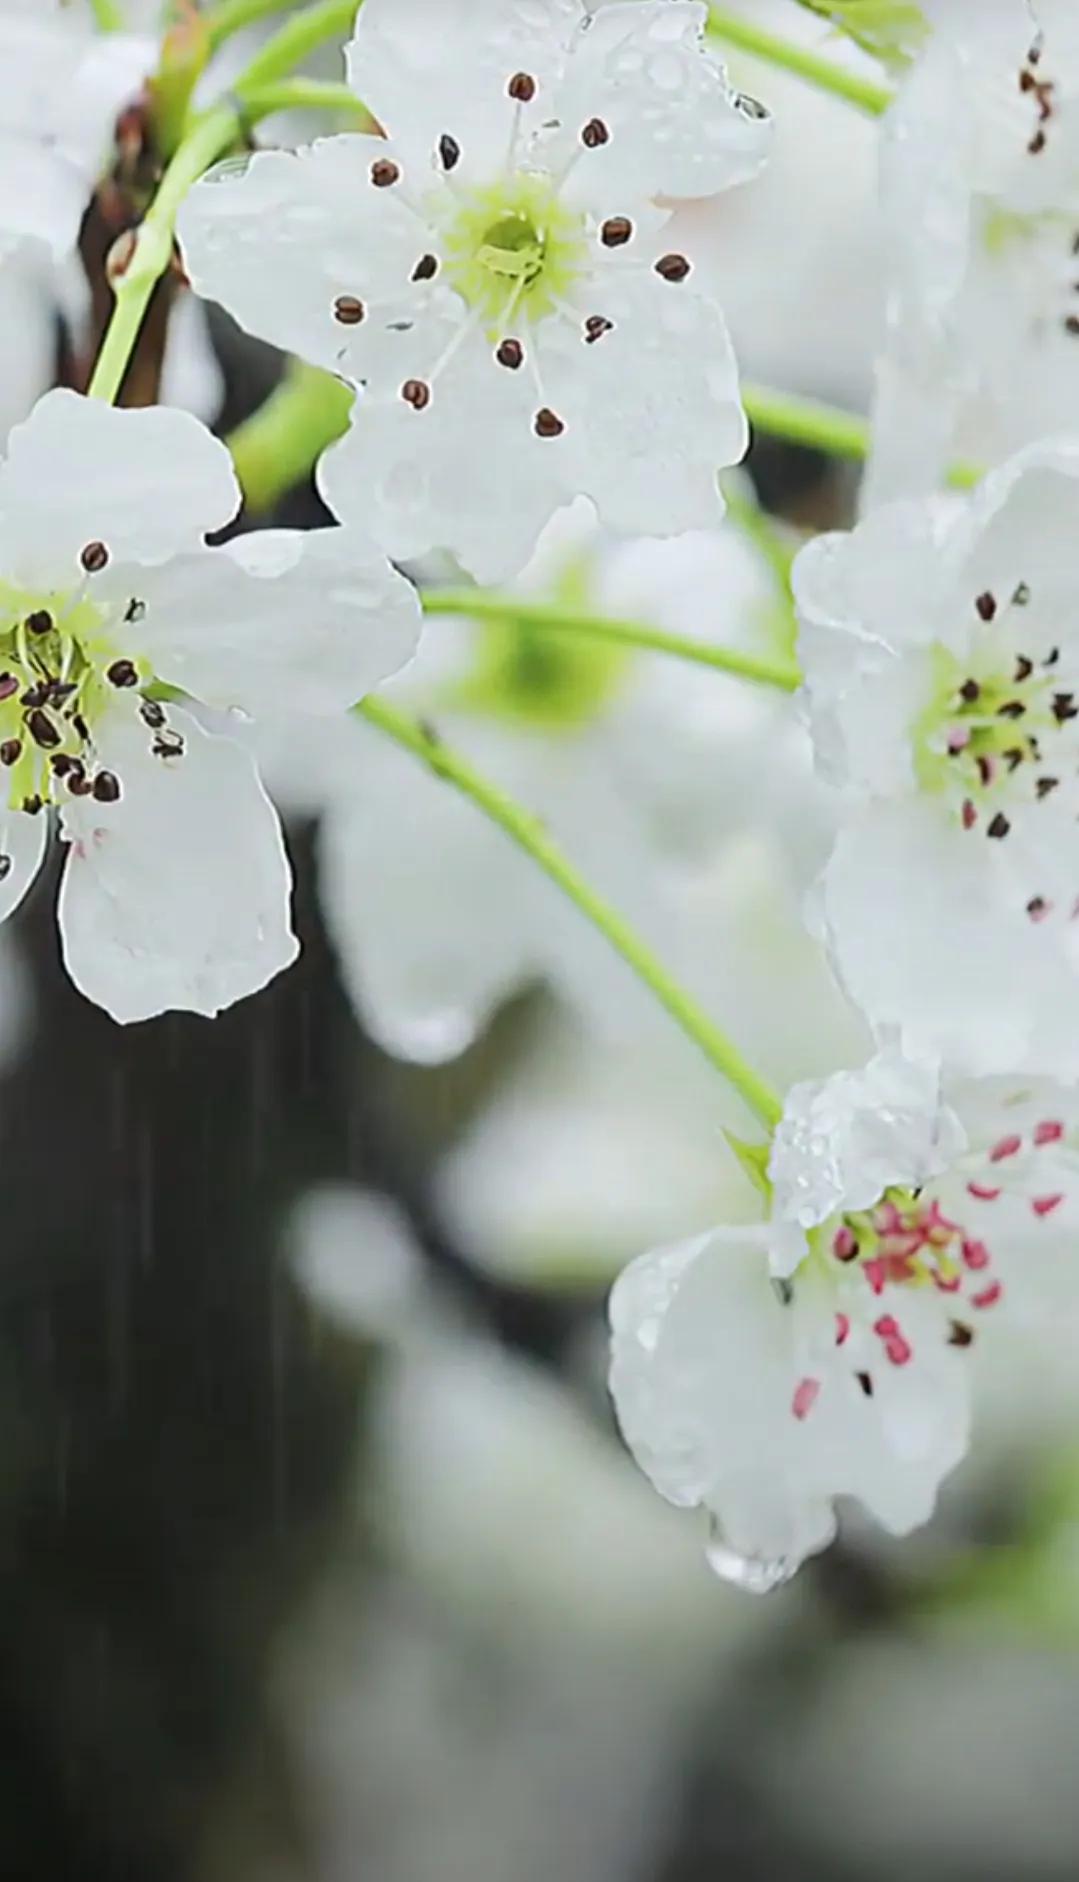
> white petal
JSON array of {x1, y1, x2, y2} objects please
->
[
  {"x1": 768, "y1": 1046, "x2": 964, "y2": 1252},
  {"x1": 0, "y1": 805, "x2": 47, "y2": 924},
  {"x1": 57, "y1": 706, "x2": 297, "y2": 1023},
  {"x1": 178, "y1": 138, "x2": 434, "y2": 382},
  {"x1": 346, "y1": 0, "x2": 582, "y2": 175},
  {"x1": 0, "y1": 391, "x2": 240, "y2": 588},
  {"x1": 318, "y1": 353, "x2": 568, "y2": 583},
  {"x1": 819, "y1": 799, "x2": 1079, "y2": 1077},
  {"x1": 552, "y1": 2, "x2": 772, "y2": 207},
  {"x1": 120, "y1": 528, "x2": 421, "y2": 718},
  {"x1": 539, "y1": 271, "x2": 744, "y2": 538},
  {"x1": 0, "y1": 136, "x2": 84, "y2": 266}
]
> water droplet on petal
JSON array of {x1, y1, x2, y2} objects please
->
[{"x1": 706, "y1": 1516, "x2": 796, "y2": 1595}]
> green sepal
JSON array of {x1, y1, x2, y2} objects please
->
[{"x1": 723, "y1": 1130, "x2": 773, "y2": 1200}]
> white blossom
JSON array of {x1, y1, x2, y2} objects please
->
[
  {"x1": 178, "y1": 0, "x2": 771, "y2": 582},
  {"x1": 794, "y1": 437, "x2": 1079, "y2": 1076},
  {"x1": 609, "y1": 1044, "x2": 1079, "y2": 1585},
  {"x1": 866, "y1": 0, "x2": 1079, "y2": 502},
  {"x1": 0, "y1": 0, "x2": 153, "y2": 271},
  {"x1": 0, "y1": 389, "x2": 419, "y2": 1022}
]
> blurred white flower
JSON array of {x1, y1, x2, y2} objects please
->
[
  {"x1": 610, "y1": 1043, "x2": 1079, "y2": 1585},
  {"x1": 796, "y1": 437, "x2": 1079, "y2": 1075},
  {"x1": 0, "y1": 390, "x2": 419, "y2": 1022},
  {"x1": 867, "y1": 0, "x2": 1079, "y2": 501},
  {"x1": 179, "y1": 0, "x2": 771, "y2": 581},
  {"x1": 0, "y1": 0, "x2": 152, "y2": 271}
]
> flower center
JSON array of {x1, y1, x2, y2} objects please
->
[
  {"x1": 912, "y1": 584, "x2": 1075, "y2": 841},
  {"x1": 441, "y1": 174, "x2": 588, "y2": 330}
]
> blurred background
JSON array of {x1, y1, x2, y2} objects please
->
[{"x1": 5, "y1": 3, "x2": 1079, "y2": 1880}]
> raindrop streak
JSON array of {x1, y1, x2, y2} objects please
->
[{"x1": 705, "y1": 1516, "x2": 796, "y2": 1595}]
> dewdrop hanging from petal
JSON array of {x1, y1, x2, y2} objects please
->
[{"x1": 177, "y1": 0, "x2": 772, "y2": 582}]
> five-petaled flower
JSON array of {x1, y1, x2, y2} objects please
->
[
  {"x1": 0, "y1": 390, "x2": 419, "y2": 1022},
  {"x1": 178, "y1": 0, "x2": 771, "y2": 582},
  {"x1": 794, "y1": 438, "x2": 1079, "y2": 1078},
  {"x1": 609, "y1": 1046, "x2": 1079, "y2": 1585}
]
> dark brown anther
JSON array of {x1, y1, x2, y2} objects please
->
[
  {"x1": 401, "y1": 378, "x2": 432, "y2": 410},
  {"x1": 1013, "y1": 580, "x2": 1031, "y2": 605},
  {"x1": 92, "y1": 771, "x2": 121, "y2": 804},
  {"x1": 0, "y1": 739, "x2": 20, "y2": 767},
  {"x1": 50, "y1": 753, "x2": 73, "y2": 777},
  {"x1": 47, "y1": 681, "x2": 76, "y2": 704},
  {"x1": 25, "y1": 610, "x2": 52, "y2": 636},
  {"x1": 1004, "y1": 747, "x2": 1024, "y2": 772},
  {"x1": 496, "y1": 338, "x2": 524, "y2": 370},
  {"x1": 140, "y1": 699, "x2": 165, "y2": 730},
  {"x1": 438, "y1": 134, "x2": 461, "y2": 171},
  {"x1": 152, "y1": 735, "x2": 184, "y2": 761},
  {"x1": 1014, "y1": 654, "x2": 1034, "y2": 681},
  {"x1": 959, "y1": 678, "x2": 980, "y2": 704},
  {"x1": 123, "y1": 597, "x2": 146, "y2": 624},
  {"x1": 581, "y1": 117, "x2": 610, "y2": 148},
  {"x1": 0, "y1": 675, "x2": 16, "y2": 703},
  {"x1": 333, "y1": 295, "x2": 366, "y2": 325},
  {"x1": 507, "y1": 71, "x2": 536, "y2": 102},
  {"x1": 72, "y1": 713, "x2": 90, "y2": 743},
  {"x1": 1066, "y1": 314, "x2": 1079, "y2": 336},
  {"x1": 654, "y1": 253, "x2": 691, "y2": 282},
  {"x1": 370, "y1": 157, "x2": 401, "y2": 188},
  {"x1": 27, "y1": 709, "x2": 59, "y2": 750},
  {"x1": 20, "y1": 684, "x2": 48, "y2": 711},
  {"x1": 534, "y1": 408, "x2": 565, "y2": 438},
  {"x1": 0, "y1": 855, "x2": 11, "y2": 883},
  {"x1": 600, "y1": 216, "x2": 633, "y2": 248},
  {"x1": 1037, "y1": 776, "x2": 1060, "y2": 798},
  {"x1": 411, "y1": 253, "x2": 439, "y2": 282},
  {"x1": 1053, "y1": 691, "x2": 1078, "y2": 722},
  {"x1": 107, "y1": 659, "x2": 139, "y2": 689},
  {"x1": 21, "y1": 795, "x2": 42, "y2": 815},
  {"x1": 856, "y1": 1371, "x2": 874, "y2": 1399},
  {"x1": 1027, "y1": 894, "x2": 1049, "y2": 918},
  {"x1": 987, "y1": 811, "x2": 1011, "y2": 839},
  {"x1": 948, "y1": 1320, "x2": 974, "y2": 1348},
  {"x1": 1029, "y1": 128, "x2": 1047, "y2": 154},
  {"x1": 997, "y1": 699, "x2": 1026, "y2": 719},
  {"x1": 975, "y1": 590, "x2": 997, "y2": 621},
  {"x1": 583, "y1": 314, "x2": 613, "y2": 343},
  {"x1": 1020, "y1": 67, "x2": 1036, "y2": 92},
  {"x1": 80, "y1": 540, "x2": 109, "y2": 574},
  {"x1": 67, "y1": 773, "x2": 93, "y2": 797}
]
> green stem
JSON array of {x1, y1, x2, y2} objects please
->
[
  {"x1": 202, "y1": 0, "x2": 296, "y2": 51},
  {"x1": 421, "y1": 590, "x2": 802, "y2": 692},
  {"x1": 706, "y1": 5, "x2": 893, "y2": 115},
  {"x1": 229, "y1": 363, "x2": 354, "y2": 510},
  {"x1": 721, "y1": 475, "x2": 797, "y2": 598},
  {"x1": 358, "y1": 696, "x2": 784, "y2": 1130},
  {"x1": 237, "y1": 78, "x2": 372, "y2": 126},
  {"x1": 231, "y1": 0, "x2": 359, "y2": 96},
  {"x1": 90, "y1": 0, "x2": 125, "y2": 27},
  {"x1": 87, "y1": 100, "x2": 239, "y2": 405}
]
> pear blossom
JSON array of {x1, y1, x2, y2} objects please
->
[
  {"x1": 795, "y1": 437, "x2": 1079, "y2": 1076},
  {"x1": 609, "y1": 1046, "x2": 1079, "y2": 1585},
  {"x1": 0, "y1": 388, "x2": 419, "y2": 1023},
  {"x1": 177, "y1": 0, "x2": 771, "y2": 583},
  {"x1": 0, "y1": 0, "x2": 153, "y2": 271},
  {"x1": 867, "y1": 0, "x2": 1079, "y2": 502},
  {"x1": 257, "y1": 505, "x2": 798, "y2": 1064}
]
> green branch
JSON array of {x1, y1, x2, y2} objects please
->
[
  {"x1": 90, "y1": 0, "x2": 125, "y2": 28},
  {"x1": 357, "y1": 697, "x2": 785, "y2": 1131},
  {"x1": 230, "y1": 0, "x2": 359, "y2": 93},
  {"x1": 706, "y1": 5, "x2": 894, "y2": 115},
  {"x1": 202, "y1": 0, "x2": 296, "y2": 50},
  {"x1": 229, "y1": 364, "x2": 353, "y2": 511},
  {"x1": 421, "y1": 590, "x2": 802, "y2": 692}
]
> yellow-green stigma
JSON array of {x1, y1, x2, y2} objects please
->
[{"x1": 441, "y1": 174, "x2": 588, "y2": 331}]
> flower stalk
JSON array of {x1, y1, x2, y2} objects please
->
[
  {"x1": 357, "y1": 695, "x2": 786, "y2": 1131},
  {"x1": 706, "y1": 5, "x2": 894, "y2": 115},
  {"x1": 421, "y1": 590, "x2": 803, "y2": 692}
]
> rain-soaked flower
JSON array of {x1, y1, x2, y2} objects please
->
[
  {"x1": 609, "y1": 1046, "x2": 1079, "y2": 1587},
  {"x1": 0, "y1": 389, "x2": 419, "y2": 1022},
  {"x1": 867, "y1": 0, "x2": 1079, "y2": 501},
  {"x1": 794, "y1": 437, "x2": 1079, "y2": 1077},
  {"x1": 178, "y1": 0, "x2": 771, "y2": 582},
  {"x1": 0, "y1": 0, "x2": 152, "y2": 270}
]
